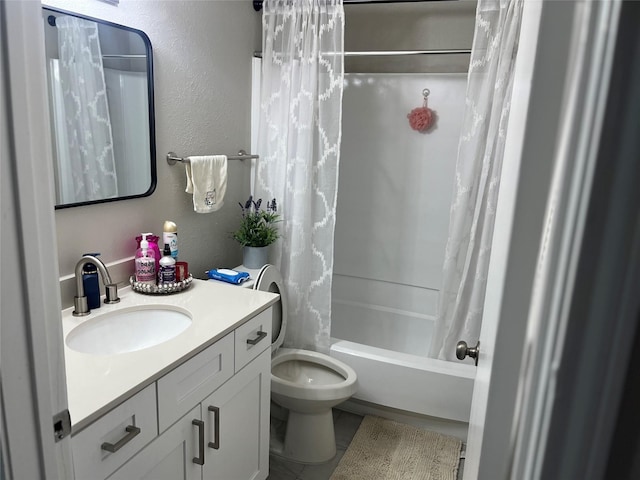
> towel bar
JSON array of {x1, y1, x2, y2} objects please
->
[{"x1": 167, "y1": 150, "x2": 258, "y2": 165}]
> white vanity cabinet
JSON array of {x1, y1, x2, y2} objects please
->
[{"x1": 71, "y1": 307, "x2": 273, "y2": 480}]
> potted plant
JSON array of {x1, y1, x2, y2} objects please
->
[{"x1": 232, "y1": 196, "x2": 280, "y2": 268}]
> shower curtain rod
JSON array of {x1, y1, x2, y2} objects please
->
[
  {"x1": 253, "y1": 49, "x2": 471, "y2": 57},
  {"x1": 253, "y1": 0, "x2": 454, "y2": 11},
  {"x1": 102, "y1": 54, "x2": 146, "y2": 59}
]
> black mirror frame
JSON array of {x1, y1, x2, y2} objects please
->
[{"x1": 44, "y1": 6, "x2": 157, "y2": 210}]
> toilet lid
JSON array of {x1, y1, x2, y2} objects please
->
[{"x1": 254, "y1": 264, "x2": 287, "y2": 353}]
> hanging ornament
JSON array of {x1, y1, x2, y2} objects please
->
[{"x1": 407, "y1": 88, "x2": 436, "y2": 133}]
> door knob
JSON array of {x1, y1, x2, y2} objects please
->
[{"x1": 456, "y1": 340, "x2": 480, "y2": 366}]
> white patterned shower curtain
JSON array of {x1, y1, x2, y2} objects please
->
[
  {"x1": 430, "y1": 0, "x2": 524, "y2": 361},
  {"x1": 255, "y1": 0, "x2": 344, "y2": 353},
  {"x1": 56, "y1": 15, "x2": 117, "y2": 204}
]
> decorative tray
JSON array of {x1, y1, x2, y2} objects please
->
[{"x1": 129, "y1": 274, "x2": 193, "y2": 295}]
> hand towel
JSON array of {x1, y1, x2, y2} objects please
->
[{"x1": 185, "y1": 155, "x2": 227, "y2": 213}]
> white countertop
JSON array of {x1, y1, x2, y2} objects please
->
[{"x1": 62, "y1": 279, "x2": 278, "y2": 433}]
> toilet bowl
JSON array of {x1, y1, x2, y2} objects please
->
[{"x1": 237, "y1": 264, "x2": 358, "y2": 464}]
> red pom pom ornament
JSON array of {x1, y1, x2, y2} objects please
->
[{"x1": 407, "y1": 89, "x2": 436, "y2": 132}]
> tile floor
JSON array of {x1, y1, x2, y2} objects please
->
[{"x1": 267, "y1": 409, "x2": 466, "y2": 480}]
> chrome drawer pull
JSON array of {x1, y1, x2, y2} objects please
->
[
  {"x1": 101, "y1": 425, "x2": 140, "y2": 453},
  {"x1": 246, "y1": 331, "x2": 267, "y2": 346},
  {"x1": 192, "y1": 419, "x2": 205, "y2": 465},
  {"x1": 208, "y1": 406, "x2": 220, "y2": 450}
]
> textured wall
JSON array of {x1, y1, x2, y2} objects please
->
[{"x1": 46, "y1": 0, "x2": 261, "y2": 306}]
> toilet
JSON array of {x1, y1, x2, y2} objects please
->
[{"x1": 236, "y1": 264, "x2": 358, "y2": 464}]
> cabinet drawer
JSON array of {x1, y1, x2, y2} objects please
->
[
  {"x1": 71, "y1": 383, "x2": 157, "y2": 480},
  {"x1": 234, "y1": 307, "x2": 272, "y2": 372},
  {"x1": 107, "y1": 405, "x2": 201, "y2": 480},
  {"x1": 157, "y1": 333, "x2": 234, "y2": 433}
]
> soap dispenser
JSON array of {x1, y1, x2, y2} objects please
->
[
  {"x1": 135, "y1": 234, "x2": 157, "y2": 285},
  {"x1": 82, "y1": 253, "x2": 101, "y2": 309}
]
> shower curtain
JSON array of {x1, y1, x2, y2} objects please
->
[
  {"x1": 430, "y1": 0, "x2": 524, "y2": 361},
  {"x1": 255, "y1": 0, "x2": 344, "y2": 353},
  {"x1": 56, "y1": 15, "x2": 118, "y2": 203}
]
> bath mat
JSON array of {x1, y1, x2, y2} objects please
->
[{"x1": 330, "y1": 415, "x2": 462, "y2": 480}]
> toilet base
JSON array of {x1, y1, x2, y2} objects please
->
[{"x1": 282, "y1": 409, "x2": 336, "y2": 464}]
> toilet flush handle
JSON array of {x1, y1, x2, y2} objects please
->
[{"x1": 456, "y1": 340, "x2": 480, "y2": 366}]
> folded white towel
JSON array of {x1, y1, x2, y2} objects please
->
[{"x1": 185, "y1": 155, "x2": 227, "y2": 213}]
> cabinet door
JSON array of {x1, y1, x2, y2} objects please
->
[
  {"x1": 202, "y1": 348, "x2": 270, "y2": 480},
  {"x1": 108, "y1": 405, "x2": 202, "y2": 480}
]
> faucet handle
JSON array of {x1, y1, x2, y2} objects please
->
[
  {"x1": 105, "y1": 284, "x2": 120, "y2": 304},
  {"x1": 73, "y1": 296, "x2": 90, "y2": 317}
]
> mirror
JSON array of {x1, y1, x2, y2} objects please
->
[{"x1": 42, "y1": 7, "x2": 156, "y2": 209}]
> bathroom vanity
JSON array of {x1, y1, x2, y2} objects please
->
[{"x1": 61, "y1": 279, "x2": 278, "y2": 480}]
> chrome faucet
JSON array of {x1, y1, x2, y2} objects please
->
[{"x1": 73, "y1": 255, "x2": 120, "y2": 316}]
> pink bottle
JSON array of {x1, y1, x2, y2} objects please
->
[
  {"x1": 135, "y1": 234, "x2": 157, "y2": 285},
  {"x1": 136, "y1": 233, "x2": 161, "y2": 272}
]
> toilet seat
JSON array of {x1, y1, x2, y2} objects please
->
[
  {"x1": 253, "y1": 264, "x2": 287, "y2": 353},
  {"x1": 271, "y1": 348, "x2": 357, "y2": 402}
]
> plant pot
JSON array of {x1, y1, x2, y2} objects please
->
[{"x1": 243, "y1": 246, "x2": 269, "y2": 269}]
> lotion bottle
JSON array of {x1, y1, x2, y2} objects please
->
[
  {"x1": 158, "y1": 243, "x2": 176, "y2": 284},
  {"x1": 135, "y1": 234, "x2": 156, "y2": 285}
]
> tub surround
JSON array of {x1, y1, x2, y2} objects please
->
[
  {"x1": 62, "y1": 279, "x2": 278, "y2": 432},
  {"x1": 329, "y1": 73, "x2": 473, "y2": 436}
]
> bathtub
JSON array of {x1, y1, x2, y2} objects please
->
[
  {"x1": 329, "y1": 338, "x2": 475, "y2": 423},
  {"x1": 329, "y1": 290, "x2": 476, "y2": 425}
]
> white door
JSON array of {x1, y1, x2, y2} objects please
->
[
  {"x1": 1, "y1": 0, "x2": 73, "y2": 479},
  {"x1": 463, "y1": 1, "x2": 620, "y2": 478}
]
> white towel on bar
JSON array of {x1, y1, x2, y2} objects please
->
[{"x1": 185, "y1": 155, "x2": 227, "y2": 213}]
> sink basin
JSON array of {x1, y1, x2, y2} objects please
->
[{"x1": 66, "y1": 306, "x2": 192, "y2": 355}]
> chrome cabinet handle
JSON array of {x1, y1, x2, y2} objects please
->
[
  {"x1": 208, "y1": 406, "x2": 220, "y2": 450},
  {"x1": 101, "y1": 425, "x2": 140, "y2": 453},
  {"x1": 246, "y1": 330, "x2": 267, "y2": 346},
  {"x1": 192, "y1": 419, "x2": 205, "y2": 465}
]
